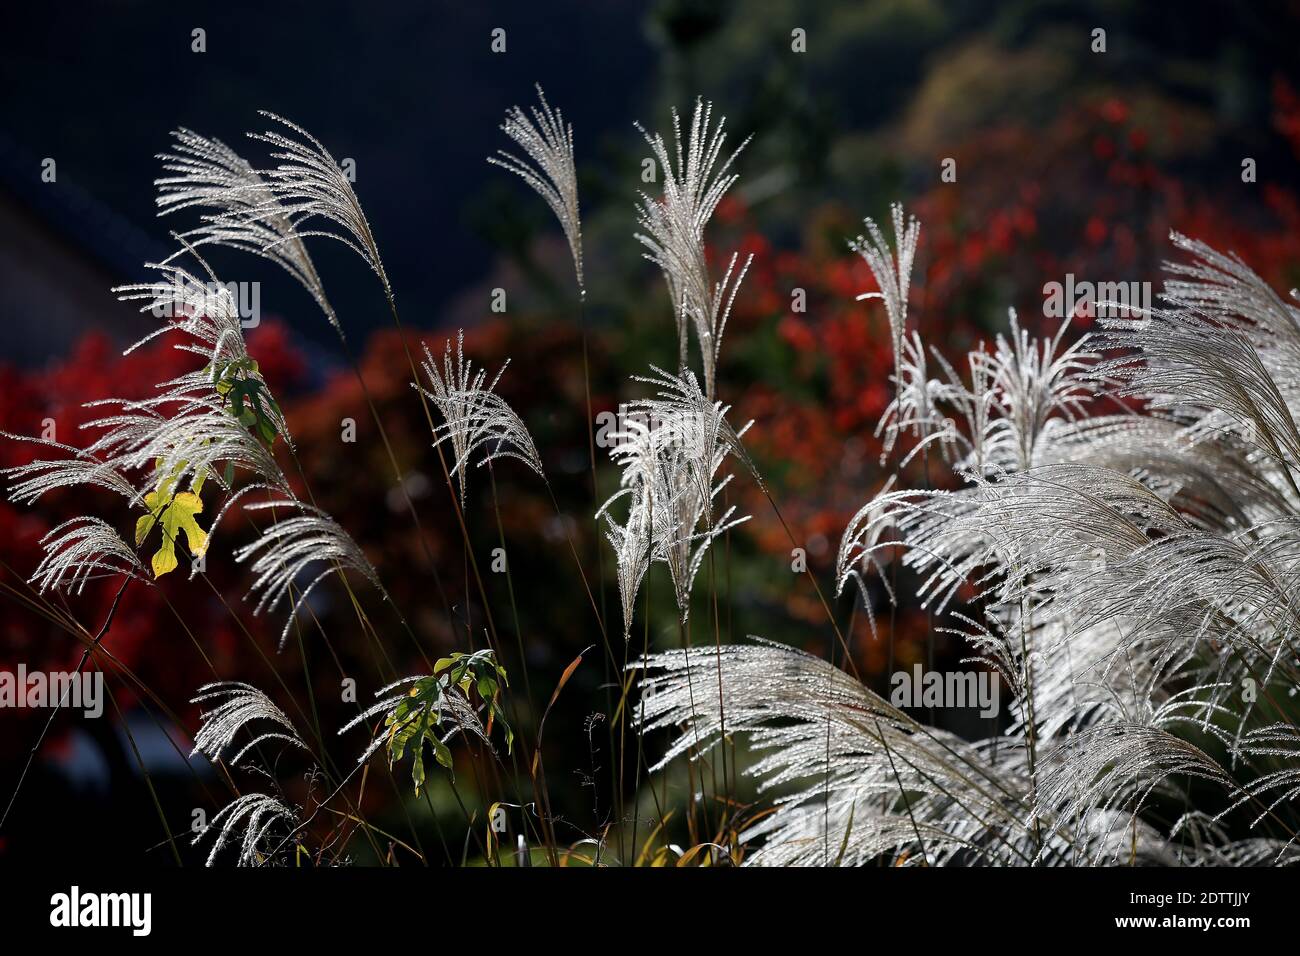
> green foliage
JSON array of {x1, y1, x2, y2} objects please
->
[
  {"x1": 386, "y1": 677, "x2": 454, "y2": 797},
  {"x1": 386, "y1": 650, "x2": 513, "y2": 796},
  {"x1": 435, "y1": 649, "x2": 513, "y2": 755},
  {"x1": 211, "y1": 357, "x2": 282, "y2": 448}
]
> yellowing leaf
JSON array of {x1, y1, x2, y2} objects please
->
[{"x1": 137, "y1": 487, "x2": 208, "y2": 578}]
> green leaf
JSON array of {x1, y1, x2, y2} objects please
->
[
  {"x1": 432, "y1": 739, "x2": 453, "y2": 769},
  {"x1": 211, "y1": 357, "x2": 281, "y2": 449},
  {"x1": 411, "y1": 744, "x2": 426, "y2": 796},
  {"x1": 381, "y1": 653, "x2": 515, "y2": 794}
]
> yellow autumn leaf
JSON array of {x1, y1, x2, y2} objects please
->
[{"x1": 137, "y1": 487, "x2": 208, "y2": 578}]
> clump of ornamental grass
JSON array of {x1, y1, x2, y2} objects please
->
[
  {"x1": 636, "y1": 207, "x2": 1300, "y2": 866},
  {"x1": 7, "y1": 84, "x2": 1297, "y2": 870}
]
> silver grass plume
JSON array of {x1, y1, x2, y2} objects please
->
[
  {"x1": 2, "y1": 430, "x2": 156, "y2": 595},
  {"x1": 874, "y1": 329, "x2": 953, "y2": 465},
  {"x1": 850, "y1": 203, "x2": 921, "y2": 385},
  {"x1": 154, "y1": 128, "x2": 339, "y2": 331},
  {"x1": 697, "y1": 250, "x2": 754, "y2": 397},
  {"x1": 634, "y1": 639, "x2": 1158, "y2": 866},
  {"x1": 635, "y1": 639, "x2": 1287, "y2": 866},
  {"x1": 1, "y1": 434, "x2": 138, "y2": 505},
  {"x1": 598, "y1": 366, "x2": 753, "y2": 626},
  {"x1": 630, "y1": 364, "x2": 762, "y2": 489},
  {"x1": 29, "y1": 518, "x2": 145, "y2": 594},
  {"x1": 836, "y1": 310, "x2": 1102, "y2": 615},
  {"x1": 488, "y1": 84, "x2": 584, "y2": 295},
  {"x1": 989, "y1": 312, "x2": 1100, "y2": 471},
  {"x1": 597, "y1": 491, "x2": 653, "y2": 641},
  {"x1": 414, "y1": 329, "x2": 544, "y2": 505},
  {"x1": 234, "y1": 500, "x2": 384, "y2": 649},
  {"x1": 635, "y1": 98, "x2": 752, "y2": 397},
  {"x1": 193, "y1": 792, "x2": 298, "y2": 867},
  {"x1": 189, "y1": 681, "x2": 307, "y2": 765},
  {"x1": 229, "y1": 112, "x2": 391, "y2": 297},
  {"x1": 599, "y1": 418, "x2": 734, "y2": 627},
  {"x1": 79, "y1": 394, "x2": 288, "y2": 506}
]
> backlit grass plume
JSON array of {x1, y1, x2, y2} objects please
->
[
  {"x1": 190, "y1": 681, "x2": 307, "y2": 766},
  {"x1": 155, "y1": 128, "x2": 340, "y2": 332},
  {"x1": 636, "y1": 98, "x2": 752, "y2": 397},
  {"x1": 415, "y1": 329, "x2": 544, "y2": 505},
  {"x1": 598, "y1": 366, "x2": 753, "y2": 630},
  {"x1": 239, "y1": 112, "x2": 391, "y2": 298},
  {"x1": 488, "y1": 85, "x2": 584, "y2": 295},
  {"x1": 194, "y1": 793, "x2": 299, "y2": 867}
]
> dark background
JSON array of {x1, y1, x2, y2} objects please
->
[
  {"x1": 0, "y1": 0, "x2": 654, "y2": 365},
  {"x1": 5, "y1": 1, "x2": 1298, "y2": 362}
]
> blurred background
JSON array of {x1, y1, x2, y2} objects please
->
[{"x1": 3, "y1": 0, "x2": 1300, "y2": 864}]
